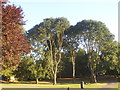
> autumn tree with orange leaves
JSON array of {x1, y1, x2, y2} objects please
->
[{"x1": 1, "y1": 3, "x2": 32, "y2": 79}]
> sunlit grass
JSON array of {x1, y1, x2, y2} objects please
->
[
  {"x1": 1, "y1": 83, "x2": 107, "y2": 88},
  {"x1": 116, "y1": 83, "x2": 120, "y2": 88},
  {"x1": 1, "y1": 77, "x2": 119, "y2": 88},
  {"x1": 84, "y1": 83, "x2": 107, "y2": 88}
]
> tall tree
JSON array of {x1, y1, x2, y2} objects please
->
[
  {"x1": 2, "y1": 3, "x2": 32, "y2": 79},
  {"x1": 27, "y1": 17, "x2": 70, "y2": 85},
  {"x1": 98, "y1": 41, "x2": 119, "y2": 75},
  {"x1": 75, "y1": 49, "x2": 89, "y2": 77},
  {"x1": 64, "y1": 26, "x2": 79, "y2": 80},
  {"x1": 74, "y1": 20, "x2": 115, "y2": 83},
  {"x1": 117, "y1": 43, "x2": 120, "y2": 75}
]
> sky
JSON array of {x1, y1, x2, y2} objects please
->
[{"x1": 9, "y1": 0, "x2": 118, "y2": 41}]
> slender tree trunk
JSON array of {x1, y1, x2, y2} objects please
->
[
  {"x1": 73, "y1": 62, "x2": 75, "y2": 79},
  {"x1": 71, "y1": 52, "x2": 76, "y2": 83},
  {"x1": 72, "y1": 61, "x2": 75, "y2": 83},
  {"x1": 53, "y1": 72, "x2": 57, "y2": 85},
  {"x1": 72, "y1": 56, "x2": 75, "y2": 79},
  {"x1": 90, "y1": 63, "x2": 97, "y2": 83},
  {"x1": 36, "y1": 78, "x2": 39, "y2": 84},
  {"x1": 49, "y1": 39, "x2": 56, "y2": 85}
]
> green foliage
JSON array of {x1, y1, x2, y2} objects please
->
[
  {"x1": 15, "y1": 55, "x2": 50, "y2": 81},
  {"x1": 2, "y1": 1, "x2": 119, "y2": 82},
  {"x1": 27, "y1": 57, "x2": 47, "y2": 80},
  {"x1": 75, "y1": 49, "x2": 90, "y2": 76},
  {"x1": 98, "y1": 41, "x2": 119, "y2": 75},
  {"x1": 15, "y1": 56, "x2": 33, "y2": 80},
  {"x1": 27, "y1": 17, "x2": 70, "y2": 84},
  {"x1": 15, "y1": 18, "x2": 119, "y2": 81},
  {"x1": 74, "y1": 20, "x2": 114, "y2": 51},
  {"x1": 58, "y1": 53, "x2": 73, "y2": 78},
  {"x1": 72, "y1": 20, "x2": 115, "y2": 83},
  {"x1": 2, "y1": 70, "x2": 13, "y2": 81}
]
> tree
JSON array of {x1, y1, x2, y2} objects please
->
[
  {"x1": 64, "y1": 26, "x2": 79, "y2": 80},
  {"x1": 98, "y1": 41, "x2": 119, "y2": 75},
  {"x1": 28, "y1": 44, "x2": 50, "y2": 84},
  {"x1": 75, "y1": 49, "x2": 90, "y2": 76},
  {"x1": 15, "y1": 55, "x2": 49, "y2": 84},
  {"x1": 117, "y1": 43, "x2": 120, "y2": 74},
  {"x1": 74, "y1": 20, "x2": 115, "y2": 83},
  {"x1": 27, "y1": 17, "x2": 70, "y2": 85},
  {"x1": 2, "y1": 3, "x2": 32, "y2": 79},
  {"x1": 58, "y1": 52, "x2": 73, "y2": 78},
  {"x1": 14, "y1": 56, "x2": 33, "y2": 81}
]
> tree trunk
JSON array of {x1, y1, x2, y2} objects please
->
[
  {"x1": 72, "y1": 54, "x2": 76, "y2": 83},
  {"x1": 36, "y1": 78, "x2": 39, "y2": 84},
  {"x1": 72, "y1": 56, "x2": 75, "y2": 79},
  {"x1": 53, "y1": 73, "x2": 57, "y2": 85},
  {"x1": 90, "y1": 64, "x2": 97, "y2": 83},
  {"x1": 73, "y1": 62, "x2": 75, "y2": 79},
  {"x1": 91, "y1": 72, "x2": 97, "y2": 83}
]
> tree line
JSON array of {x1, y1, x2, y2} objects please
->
[{"x1": 1, "y1": 2, "x2": 120, "y2": 85}]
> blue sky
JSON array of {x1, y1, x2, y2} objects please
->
[{"x1": 9, "y1": 0, "x2": 118, "y2": 41}]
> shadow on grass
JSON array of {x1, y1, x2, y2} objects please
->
[
  {"x1": 1, "y1": 76, "x2": 119, "y2": 85},
  {"x1": 57, "y1": 76, "x2": 119, "y2": 84},
  {"x1": 1, "y1": 80, "x2": 52, "y2": 84}
]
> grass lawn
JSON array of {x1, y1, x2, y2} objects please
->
[
  {"x1": 1, "y1": 76, "x2": 119, "y2": 88},
  {"x1": 1, "y1": 80, "x2": 108, "y2": 88},
  {"x1": 114, "y1": 82, "x2": 120, "y2": 88},
  {"x1": 1, "y1": 83, "x2": 107, "y2": 88}
]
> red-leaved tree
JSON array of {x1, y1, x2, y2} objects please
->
[{"x1": 1, "y1": 3, "x2": 32, "y2": 77}]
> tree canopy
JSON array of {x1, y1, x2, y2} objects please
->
[
  {"x1": 27, "y1": 17, "x2": 70, "y2": 84},
  {"x1": 71, "y1": 20, "x2": 115, "y2": 83},
  {"x1": 2, "y1": 3, "x2": 32, "y2": 78},
  {"x1": 2, "y1": 2, "x2": 119, "y2": 83}
]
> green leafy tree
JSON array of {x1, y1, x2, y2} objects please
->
[
  {"x1": 117, "y1": 43, "x2": 120, "y2": 74},
  {"x1": 98, "y1": 41, "x2": 119, "y2": 75},
  {"x1": 58, "y1": 52, "x2": 73, "y2": 78},
  {"x1": 64, "y1": 26, "x2": 79, "y2": 80},
  {"x1": 75, "y1": 49, "x2": 89, "y2": 76},
  {"x1": 15, "y1": 55, "x2": 49, "y2": 84},
  {"x1": 27, "y1": 17, "x2": 70, "y2": 85},
  {"x1": 15, "y1": 56, "x2": 33, "y2": 81},
  {"x1": 28, "y1": 55, "x2": 49, "y2": 84},
  {"x1": 74, "y1": 20, "x2": 115, "y2": 83}
]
